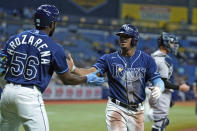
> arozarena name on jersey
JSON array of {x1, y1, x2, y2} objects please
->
[{"x1": 7, "y1": 35, "x2": 51, "y2": 64}]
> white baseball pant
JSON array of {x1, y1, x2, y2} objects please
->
[
  {"x1": 106, "y1": 98, "x2": 144, "y2": 131},
  {"x1": 0, "y1": 83, "x2": 49, "y2": 131}
]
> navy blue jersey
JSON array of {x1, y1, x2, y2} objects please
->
[
  {"x1": 93, "y1": 50, "x2": 160, "y2": 104},
  {"x1": 2, "y1": 29, "x2": 69, "y2": 93}
]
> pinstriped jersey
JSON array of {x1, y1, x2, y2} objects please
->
[
  {"x1": 93, "y1": 50, "x2": 160, "y2": 104},
  {"x1": 2, "y1": 29, "x2": 69, "y2": 93}
]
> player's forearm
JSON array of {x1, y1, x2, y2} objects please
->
[
  {"x1": 58, "y1": 73, "x2": 87, "y2": 85},
  {"x1": 73, "y1": 67, "x2": 96, "y2": 76},
  {"x1": 161, "y1": 78, "x2": 179, "y2": 90}
]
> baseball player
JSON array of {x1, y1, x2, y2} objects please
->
[
  {"x1": 67, "y1": 24, "x2": 165, "y2": 131},
  {"x1": 150, "y1": 32, "x2": 190, "y2": 131},
  {"x1": 0, "y1": 52, "x2": 7, "y2": 122},
  {"x1": 0, "y1": 4, "x2": 104, "y2": 131}
]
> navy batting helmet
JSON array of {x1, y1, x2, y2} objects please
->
[
  {"x1": 157, "y1": 32, "x2": 179, "y2": 55},
  {"x1": 34, "y1": 4, "x2": 59, "y2": 28},
  {"x1": 116, "y1": 24, "x2": 139, "y2": 46}
]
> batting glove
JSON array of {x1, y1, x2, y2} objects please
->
[
  {"x1": 86, "y1": 70, "x2": 104, "y2": 86},
  {"x1": 149, "y1": 86, "x2": 161, "y2": 99}
]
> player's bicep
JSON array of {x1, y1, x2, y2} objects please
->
[{"x1": 57, "y1": 71, "x2": 72, "y2": 84}]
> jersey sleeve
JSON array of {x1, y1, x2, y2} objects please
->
[
  {"x1": 146, "y1": 56, "x2": 160, "y2": 81},
  {"x1": 93, "y1": 54, "x2": 108, "y2": 74},
  {"x1": 1, "y1": 35, "x2": 15, "y2": 55},
  {"x1": 52, "y1": 47, "x2": 69, "y2": 74}
]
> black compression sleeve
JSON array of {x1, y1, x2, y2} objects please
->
[{"x1": 161, "y1": 78, "x2": 179, "y2": 90}]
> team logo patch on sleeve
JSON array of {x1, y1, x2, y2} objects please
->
[{"x1": 118, "y1": 67, "x2": 123, "y2": 73}]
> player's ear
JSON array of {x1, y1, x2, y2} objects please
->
[{"x1": 49, "y1": 22, "x2": 56, "y2": 30}]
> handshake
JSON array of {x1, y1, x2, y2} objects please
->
[{"x1": 67, "y1": 53, "x2": 104, "y2": 86}]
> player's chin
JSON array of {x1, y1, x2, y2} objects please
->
[{"x1": 120, "y1": 46, "x2": 128, "y2": 50}]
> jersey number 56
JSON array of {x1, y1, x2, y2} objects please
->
[{"x1": 10, "y1": 51, "x2": 39, "y2": 80}]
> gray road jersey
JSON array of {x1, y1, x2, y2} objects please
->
[{"x1": 151, "y1": 50, "x2": 173, "y2": 80}]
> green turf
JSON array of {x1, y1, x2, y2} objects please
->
[
  {"x1": 19, "y1": 103, "x2": 197, "y2": 131},
  {"x1": 166, "y1": 105, "x2": 197, "y2": 131}
]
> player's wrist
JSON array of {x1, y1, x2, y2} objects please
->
[{"x1": 71, "y1": 65, "x2": 76, "y2": 73}]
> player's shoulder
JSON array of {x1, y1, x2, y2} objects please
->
[
  {"x1": 26, "y1": 29, "x2": 64, "y2": 52},
  {"x1": 138, "y1": 50, "x2": 152, "y2": 59},
  {"x1": 48, "y1": 40, "x2": 65, "y2": 55},
  {"x1": 137, "y1": 50, "x2": 157, "y2": 64},
  {"x1": 7, "y1": 35, "x2": 16, "y2": 42},
  {"x1": 31, "y1": 29, "x2": 63, "y2": 50},
  {"x1": 138, "y1": 50, "x2": 147, "y2": 56},
  {"x1": 109, "y1": 51, "x2": 119, "y2": 56},
  {"x1": 5, "y1": 31, "x2": 23, "y2": 43},
  {"x1": 151, "y1": 50, "x2": 166, "y2": 58},
  {"x1": 165, "y1": 54, "x2": 173, "y2": 63},
  {"x1": 9, "y1": 29, "x2": 39, "y2": 40},
  {"x1": 9, "y1": 29, "x2": 28, "y2": 40},
  {"x1": 53, "y1": 42, "x2": 64, "y2": 51}
]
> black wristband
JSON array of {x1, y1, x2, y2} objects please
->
[{"x1": 161, "y1": 78, "x2": 179, "y2": 90}]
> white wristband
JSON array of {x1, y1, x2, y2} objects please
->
[{"x1": 71, "y1": 65, "x2": 76, "y2": 72}]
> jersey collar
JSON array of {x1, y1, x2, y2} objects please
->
[
  {"x1": 118, "y1": 49, "x2": 139, "y2": 58},
  {"x1": 30, "y1": 29, "x2": 49, "y2": 37}
]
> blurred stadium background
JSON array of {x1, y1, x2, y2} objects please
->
[{"x1": 0, "y1": 0, "x2": 197, "y2": 130}]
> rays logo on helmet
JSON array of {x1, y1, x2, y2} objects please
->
[
  {"x1": 122, "y1": 24, "x2": 134, "y2": 32},
  {"x1": 43, "y1": 9, "x2": 52, "y2": 16}
]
